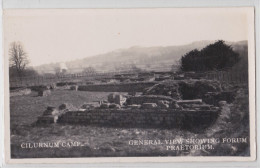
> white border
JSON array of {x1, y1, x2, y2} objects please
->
[{"x1": 1, "y1": 0, "x2": 259, "y2": 167}]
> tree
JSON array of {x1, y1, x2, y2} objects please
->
[
  {"x1": 180, "y1": 40, "x2": 240, "y2": 72},
  {"x1": 9, "y1": 42, "x2": 29, "y2": 77}
]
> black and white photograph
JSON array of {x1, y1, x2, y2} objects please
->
[{"x1": 3, "y1": 8, "x2": 256, "y2": 163}]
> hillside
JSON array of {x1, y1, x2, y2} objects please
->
[{"x1": 34, "y1": 40, "x2": 248, "y2": 74}]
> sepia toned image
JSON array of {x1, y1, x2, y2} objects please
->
[{"x1": 3, "y1": 8, "x2": 255, "y2": 163}]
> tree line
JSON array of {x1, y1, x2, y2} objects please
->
[{"x1": 180, "y1": 40, "x2": 240, "y2": 72}]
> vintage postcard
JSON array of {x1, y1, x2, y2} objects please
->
[{"x1": 3, "y1": 8, "x2": 256, "y2": 163}]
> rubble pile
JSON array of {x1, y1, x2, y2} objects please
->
[
  {"x1": 144, "y1": 79, "x2": 224, "y2": 101},
  {"x1": 37, "y1": 103, "x2": 78, "y2": 124},
  {"x1": 37, "y1": 106, "x2": 60, "y2": 124}
]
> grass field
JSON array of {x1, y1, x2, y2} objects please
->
[{"x1": 10, "y1": 89, "x2": 250, "y2": 158}]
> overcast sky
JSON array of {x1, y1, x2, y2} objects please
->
[{"x1": 4, "y1": 8, "x2": 250, "y2": 66}]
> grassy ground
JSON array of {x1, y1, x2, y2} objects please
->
[{"x1": 10, "y1": 89, "x2": 250, "y2": 158}]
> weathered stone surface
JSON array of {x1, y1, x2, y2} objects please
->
[
  {"x1": 38, "y1": 106, "x2": 60, "y2": 124},
  {"x1": 50, "y1": 83, "x2": 56, "y2": 89},
  {"x1": 57, "y1": 108, "x2": 220, "y2": 130},
  {"x1": 114, "y1": 95, "x2": 126, "y2": 105},
  {"x1": 177, "y1": 99, "x2": 202, "y2": 105},
  {"x1": 43, "y1": 106, "x2": 59, "y2": 116},
  {"x1": 37, "y1": 115, "x2": 59, "y2": 124},
  {"x1": 70, "y1": 85, "x2": 78, "y2": 91},
  {"x1": 108, "y1": 93, "x2": 115, "y2": 103},
  {"x1": 38, "y1": 89, "x2": 51, "y2": 96},
  {"x1": 127, "y1": 104, "x2": 141, "y2": 109},
  {"x1": 108, "y1": 93, "x2": 126, "y2": 105}
]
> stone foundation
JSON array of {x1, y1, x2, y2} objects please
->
[{"x1": 58, "y1": 109, "x2": 219, "y2": 130}]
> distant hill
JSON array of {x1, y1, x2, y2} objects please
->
[{"x1": 34, "y1": 40, "x2": 248, "y2": 74}]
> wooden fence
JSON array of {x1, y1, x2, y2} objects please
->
[
  {"x1": 205, "y1": 71, "x2": 248, "y2": 84},
  {"x1": 9, "y1": 72, "x2": 117, "y2": 88},
  {"x1": 10, "y1": 70, "x2": 248, "y2": 88}
]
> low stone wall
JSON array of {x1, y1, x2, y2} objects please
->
[
  {"x1": 78, "y1": 82, "x2": 156, "y2": 92},
  {"x1": 10, "y1": 88, "x2": 31, "y2": 97},
  {"x1": 58, "y1": 109, "x2": 219, "y2": 130}
]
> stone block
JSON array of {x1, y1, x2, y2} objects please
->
[
  {"x1": 43, "y1": 106, "x2": 59, "y2": 116},
  {"x1": 107, "y1": 93, "x2": 115, "y2": 103},
  {"x1": 70, "y1": 85, "x2": 78, "y2": 91},
  {"x1": 114, "y1": 94, "x2": 127, "y2": 105},
  {"x1": 108, "y1": 93, "x2": 126, "y2": 105},
  {"x1": 127, "y1": 104, "x2": 141, "y2": 109},
  {"x1": 50, "y1": 83, "x2": 56, "y2": 90},
  {"x1": 38, "y1": 89, "x2": 51, "y2": 97},
  {"x1": 177, "y1": 99, "x2": 202, "y2": 105},
  {"x1": 37, "y1": 115, "x2": 59, "y2": 124}
]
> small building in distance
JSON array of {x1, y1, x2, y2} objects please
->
[{"x1": 59, "y1": 62, "x2": 68, "y2": 74}]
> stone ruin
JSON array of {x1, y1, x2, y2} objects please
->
[
  {"x1": 38, "y1": 89, "x2": 51, "y2": 97},
  {"x1": 36, "y1": 92, "x2": 222, "y2": 130},
  {"x1": 37, "y1": 103, "x2": 78, "y2": 124},
  {"x1": 70, "y1": 85, "x2": 78, "y2": 91},
  {"x1": 37, "y1": 106, "x2": 59, "y2": 124},
  {"x1": 50, "y1": 83, "x2": 57, "y2": 90},
  {"x1": 107, "y1": 93, "x2": 127, "y2": 106}
]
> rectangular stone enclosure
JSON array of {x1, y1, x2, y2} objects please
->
[{"x1": 58, "y1": 109, "x2": 219, "y2": 130}]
